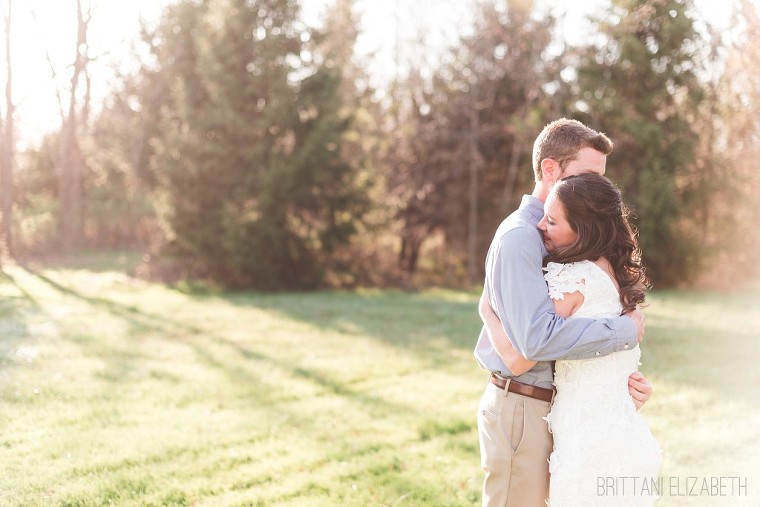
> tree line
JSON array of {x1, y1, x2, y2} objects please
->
[{"x1": 1, "y1": 0, "x2": 758, "y2": 290}]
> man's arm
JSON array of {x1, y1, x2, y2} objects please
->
[
  {"x1": 488, "y1": 226, "x2": 638, "y2": 361},
  {"x1": 479, "y1": 291, "x2": 536, "y2": 375}
]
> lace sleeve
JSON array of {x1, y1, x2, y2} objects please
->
[{"x1": 543, "y1": 262, "x2": 587, "y2": 300}]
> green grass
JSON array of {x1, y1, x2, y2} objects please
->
[{"x1": 0, "y1": 253, "x2": 758, "y2": 506}]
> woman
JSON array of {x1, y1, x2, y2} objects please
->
[{"x1": 480, "y1": 173, "x2": 661, "y2": 506}]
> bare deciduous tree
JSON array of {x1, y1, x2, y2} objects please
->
[
  {"x1": 0, "y1": 0, "x2": 13, "y2": 261},
  {"x1": 37, "y1": 0, "x2": 93, "y2": 251}
]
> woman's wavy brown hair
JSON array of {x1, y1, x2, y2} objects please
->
[{"x1": 545, "y1": 173, "x2": 650, "y2": 313}]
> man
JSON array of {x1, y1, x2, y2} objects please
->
[{"x1": 473, "y1": 118, "x2": 653, "y2": 507}]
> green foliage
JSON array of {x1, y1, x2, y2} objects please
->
[
  {"x1": 13, "y1": 138, "x2": 59, "y2": 254},
  {"x1": 572, "y1": 0, "x2": 705, "y2": 286},
  {"x1": 81, "y1": 87, "x2": 161, "y2": 250},
  {"x1": 10, "y1": 0, "x2": 752, "y2": 291},
  {"x1": 147, "y1": 0, "x2": 369, "y2": 289}
]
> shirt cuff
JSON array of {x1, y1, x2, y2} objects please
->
[{"x1": 611, "y1": 315, "x2": 637, "y2": 352}]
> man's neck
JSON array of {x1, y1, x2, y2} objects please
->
[{"x1": 531, "y1": 181, "x2": 549, "y2": 203}]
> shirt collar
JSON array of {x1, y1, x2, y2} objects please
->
[{"x1": 519, "y1": 194, "x2": 544, "y2": 222}]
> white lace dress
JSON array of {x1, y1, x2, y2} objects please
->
[{"x1": 544, "y1": 260, "x2": 661, "y2": 507}]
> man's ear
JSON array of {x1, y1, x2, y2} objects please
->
[{"x1": 541, "y1": 158, "x2": 560, "y2": 184}]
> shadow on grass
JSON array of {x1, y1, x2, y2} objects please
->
[
  {"x1": 21, "y1": 263, "x2": 759, "y2": 412},
  {"x1": 219, "y1": 289, "x2": 482, "y2": 363},
  {"x1": 0, "y1": 270, "x2": 46, "y2": 373},
  {"x1": 217, "y1": 287, "x2": 760, "y2": 410},
  {"x1": 8, "y1": 261, "x2": 760, "y2": 505},
  {"x1": 15, "y1": 265, "x2": 435, "y2": 418},
  {"x1": 4, "y1": 265, "x2": 484, "y2": 504}
]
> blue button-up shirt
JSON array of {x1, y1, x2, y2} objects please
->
[{"x1": 474, "y1": 195, "x2": 637, "y2": 389}]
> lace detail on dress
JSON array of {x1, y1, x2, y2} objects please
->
[
  {"x1": 543, "y1": 262, "x2": 587, "y2": 300},
  {"x1": 544, "y1": 260, "x2": 661, "y2": 507}
]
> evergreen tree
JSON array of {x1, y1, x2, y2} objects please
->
[
  {"x1": 572, "y1": 0, "x2": 705, "y2": 285},
  {"x1": 149, "y1": 0, "x2": 368, "y2": 289}
]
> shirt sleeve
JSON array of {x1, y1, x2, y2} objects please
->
[{"x1": 487, "y1": 225, "x2": 637, "y2": 361}]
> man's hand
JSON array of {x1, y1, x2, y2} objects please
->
[
  {"x1": 628, "y1": 372, "x2": 653, "y2": 410},
  {"x1": 625, "y1": 306, "x2": 645, "y2": 344}
]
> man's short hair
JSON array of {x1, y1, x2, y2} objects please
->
[{"x1": 532, "y1": 118, "x2": 613, "y2": 181}]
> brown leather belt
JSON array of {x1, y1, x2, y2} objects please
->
[{"x1": 490, "y1": 373, "x2": 554, "y2": 403}]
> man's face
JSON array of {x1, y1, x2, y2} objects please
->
[{"x1": 558, "y1": 146, "x2": 607, "y2": 180}]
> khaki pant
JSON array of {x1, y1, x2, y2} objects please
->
[{"x1": 477, "y1": 379, "x2": 553, "y2": 507}]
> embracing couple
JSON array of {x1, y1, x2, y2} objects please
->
[{"x1": 474, "y1": 119, "x2": 661, "y2": 506}]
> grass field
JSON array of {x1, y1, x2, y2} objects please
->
[{"x1": 0, "y1": 252, "x2": 758, "y2": 506}]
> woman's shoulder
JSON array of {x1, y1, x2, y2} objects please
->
[
  {"x1": 543, "y1": 260, "x2": 594, "y2": 300},
  {"x1": 544, "y1": 260, "x2": 595, "y2": 277}
]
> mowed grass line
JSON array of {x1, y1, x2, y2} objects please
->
[
  {"x1": 0, "y1": 261, "x2": 484, "y2": 506},
  {"x1": 0, "y1": 255, "x2": 758, "y2": 506}
]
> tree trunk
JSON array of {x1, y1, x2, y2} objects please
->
[
  {"x1": 0, "y1": 0, "x2": 13, "y2": 260},
  {"x1": 502, "y1": 132, "x2": 523, "y2": 209},
  {"x1": 57, "y1": 0, "x2": 88, "y2": 251},
  {"x1": 58, "y1": 117, "x2": 82, "y2": 250},
  {"x1": 467, "y1": 83, "x2": 481, "y2": 286}
]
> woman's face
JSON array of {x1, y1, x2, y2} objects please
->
[{"x1": 537, "y1": 191, "x2": 578, "y2": 252}]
